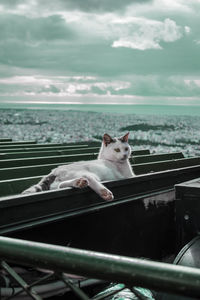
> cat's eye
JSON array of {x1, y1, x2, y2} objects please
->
[
  {"x1": 114, "y1": 148, "x2": 120, "y2": 152},
  {"x1": 125, "y1": 147, "x2": 128, "y2": 151}
]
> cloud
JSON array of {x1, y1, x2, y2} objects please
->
[
  {"x1": 0, "y1": 0, "x2": 200, "y2": 105},
  {"x1": 0, "y1": 14, "x2": 74, "y2": 44},
  {"x1": 1, "y1": 74, "x2": 200, "y2": 99},
  {"x1": 0, "y1": 75, "x2": 130, "y2": 97},
  {"x1": 0, "y1": 0, "x2": 152, "y2": 15},
  {"x1": 58, "y1": 0, "x2": 152, "y2": 12},
  {"x1": 111, "y1": 18, "x2": 183, "y2": 50}
]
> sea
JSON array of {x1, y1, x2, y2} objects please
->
[{"x1": 1, "y1": 102, "x2": 200, "y2": 116}]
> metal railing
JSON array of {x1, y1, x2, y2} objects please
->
[{"x1": 0, "y1": 236, "x2": 200, "y2": 299}]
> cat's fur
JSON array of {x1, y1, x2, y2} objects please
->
[{"x1": 22, "y1": 133, "x2": 134, "y2": 201}]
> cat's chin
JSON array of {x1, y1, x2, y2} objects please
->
[{"x1": 120, "y1": 158, "x2": 128, "y2": 162}]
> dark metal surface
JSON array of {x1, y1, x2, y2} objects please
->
[
  {"x1": 2, "y1": 189, "x2": 175, "y2": 260},
  {"x1": 1, "y1": 260, "x2": 42, "y2": 300},
  {"x1": 175, "y1": 178, "x2": 200, "y2": 248},
  {"x1": 0, "y1": 151, "x2": 154, "y2": 169},
  {"x1": 0, "y1": 138, "x2": 12, "y2": 142},
  {"x1": 132, "y1": 157, "x2": 200, "y2": 175},
  {"x1": 0, "y1": 147, "x2": 100, "y2": 159},
  {"x1": 0, "y1": 237, "x2": 200, "y2": 298},
  {"x1": 131, "y1": 152, "x2": 184, "y2": 164},
  {"x1": 0, "y1": 141, "x2": 36, "y2": 146},
  {"x1": 1, "y1": 156, "x2": 200, "y2": 181},
  {"x1": 0, "y1": 152, "x2": 98, "y2": 168},
  {"x1": 0, "y1": 144, "x2": 89, "y2": 153},
  {"x1": 156, "y1": 236, "x2": 200, "y2": 300},
  {"x1": 0, "y1": 148, "x2": 150, "y2": 160},
  {"x1": 0, "y1": 142, "x2": 88, "y2": 150}
]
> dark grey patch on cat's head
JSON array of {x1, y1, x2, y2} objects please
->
[
  {"x1": 103, "y1": 133, "x2": 116, "y2": 146},
  {"x1": 119, "y1": 132, "x2": 129, "y2": 143}
]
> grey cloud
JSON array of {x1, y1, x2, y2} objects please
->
[
  {"x1": 57, "y1": 0, "x2": 152, "y2": 12},
  {"x1": 116, "y1": 75, "x2": 200, "y2": 97},
  {"x1": 1, "y1": 0, "x2": 152, "y2": 13},
  {"x1": 0, "y1": 0, "x2": 24, "y2": 7},
  {"x1": 38, "y1": 85, "x2": 60, "y2": 94},
  {"x1": 0, "y1": 14, "x2": 74, "y2": 42}
]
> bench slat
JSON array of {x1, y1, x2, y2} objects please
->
[
  {"x1": 132, "y1": 157, "x2": 200, "y2": 175},
  {"x1": 0, "y1": 148, "x2": 150, "y2": 160},
  {"x1": 0, "y1": 147, "x2": 100, "y2": 159},
  {"x1": 1, "y1": 157, "x2": 200, "y2": 192},
  {"x1": 131, "y1": 152, "x2": 184, "y2": 164},
  {"x1": 0, "y1": 143, "x2": 89, "y2": 150},
  {"x1": 0, "y1": 139, "x2": 12, "y2": 142}
]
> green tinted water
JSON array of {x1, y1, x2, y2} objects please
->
[{"x1": 1, "y1": 102, "x2": 200, "y2": 116}]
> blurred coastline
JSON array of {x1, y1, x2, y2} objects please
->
[
  {"x1": 1, "y1": 103, "x2": 200, "y2": 116},
  {"x1": 0, "y1": 104, "x2": 200, "y2": 157}
]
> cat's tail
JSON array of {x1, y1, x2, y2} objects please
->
[{"x1": 22, "y1": 173, "x2": 56, "y2": 195}]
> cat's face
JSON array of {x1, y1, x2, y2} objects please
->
[{"x1": 102, "y1": 133, "x2": 132, "y2": 162}]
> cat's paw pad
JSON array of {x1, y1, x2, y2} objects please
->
[
  {"x1": 100, "y1": 189, "x2": 114, "y2": 201},
  {"x1": 74, "y1": 178, "x2": 89, "y2": 189}
]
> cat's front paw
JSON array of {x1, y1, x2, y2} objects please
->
[
  {"x1": 100, "y1": 188, "x2": 114, "y2": 201},
  {"x1": 74, "y1": 177, "x2": 89, "y2": 189}
]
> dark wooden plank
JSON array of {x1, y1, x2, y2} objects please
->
[
  {"x1": 0, "y1": 141, "x2": 36, "y2": 146},
  {"x1": 0, "y1": 148, "x2": 150, "y2": 160},
  {"x1": 0, "y1": 153, "x2": 98, "y2": 168},
  {"x1": 0, "y1": 147, "x2": 100, "y2": 159},
  {"x1": 132, "y1": 149, "x2": 150, "y2": 156},
  {"x1": 131, "y1": 152, "x2": 184, "y2": 164},
  {"x1": 132, "y1": 157, "x2": 200, "y2": 175},
  {"x1": 0, "y1": 139, "x2": 12, "y2": 142},
  {"x1": 0, "y1": 143, "x2": 89, "y2": 150}
]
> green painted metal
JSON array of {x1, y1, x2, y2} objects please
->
[
  {"x1": 1, "y1": 165, "x2": 200, "y2": 233},
  {"x1": 0, "y1": 145, "x2": 89, "y2": 154},
  {"x1": 0, "y1": 138, "x2": 12, "y2": 142},
  {"x1": 0, "y1": 155, "x2": 186, "y2": 197},
  {"x1": 0, "y1": 187, "x2": 174, "y2": 236},
  {"x1": 0, "y1": 147, "x2": 100, "y2": 159},
  {"x1": 131, "y1": 149, "x2": 150, "y2": 156},
  {"x1": 0, "y1": 152, "x2": 98, "y2": 168},
  {"x1": 0, "y1": 148, "x2": 150, "y2": 160},
  {"x1": 0, "y1": 162, "x2": 62, "y2": 180},
  {"x1": 1, "y1": 260, "x2": 42, "y2": 300},
  {"x1": 0, "y1": 176, "x2": 42, "y2": 197},
  {"x1": 0, "y1": 150, "x2": 186, "y2": 170},
  {"x1": 132, "y1": 157, "x2": 200, "y2": 175},
  {"x1": 0, "y1": 156, "x2": 200, "y2": 181},
  {"x1": 131, "y1": 152, "x2": 184, "y2": 164},
  {"x1": 0, "y1": 141, "x2": 36, "y2": 146},
  {"x1": 0, "y1": 152, "x2": 152, "y2": 169},
  {"x1": 0, "y1": 236, "x2": 200, "y2": 298},
  {"x1": 60, "y1": 274, "x2": 90, "y2": 300},
  {"x1": 0, "y1": 143, "x2": 89, "y2": 150}
]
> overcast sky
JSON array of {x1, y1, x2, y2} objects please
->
[{"x1": 0, "y1": 0, "x2": 200, "y2": 105}]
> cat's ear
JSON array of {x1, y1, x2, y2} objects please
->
[
  {"x1": 120, "y1": 132, "x2": 129, "y2": 143},
  {"x1": 103, "y1": 133, "x2": 114, "y2": 146}
]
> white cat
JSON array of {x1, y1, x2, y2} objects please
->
[{"x1": 22, "y1": 133, "x2": 134, "y2": 201}]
